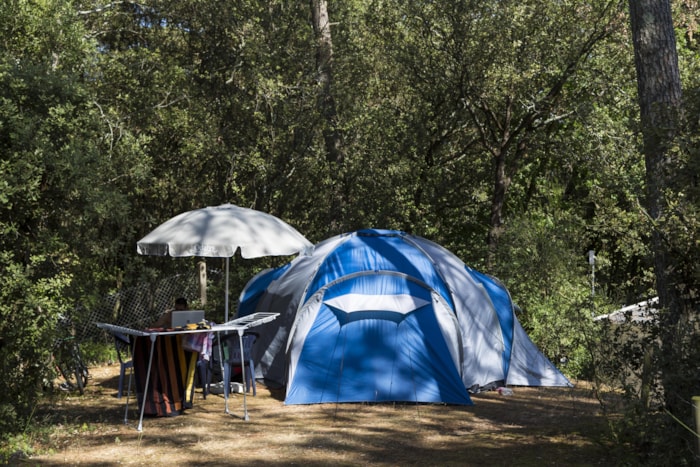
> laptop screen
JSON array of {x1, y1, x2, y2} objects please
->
[{"x1": 171, "y1": 310, "x2": 205, "y2": 328}]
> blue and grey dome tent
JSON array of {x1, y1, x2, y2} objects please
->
[{"x1": 238, "y1": 229, "x2": 571, "y2": 405}]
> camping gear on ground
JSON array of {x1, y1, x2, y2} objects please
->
[
  {"x1": 237, "y1": 229, "x2": 572, "y2": 405},
  {"x1": 136, "y1": 203, "x2": 313, "y2": 322}
]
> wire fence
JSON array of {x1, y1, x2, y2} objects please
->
[{"x1": 75, "y1": 268, "x2": 227, "y2": 345}]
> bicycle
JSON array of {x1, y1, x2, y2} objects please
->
[{"x1": 51, "y1": 314, "x2": 90, "y2": 394}]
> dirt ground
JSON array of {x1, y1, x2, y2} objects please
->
[{"x1": 21, "y1": 364, "x2": 630, "y2": 466}]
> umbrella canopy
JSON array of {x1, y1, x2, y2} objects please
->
[
  {"x1": 137, "y1": 203, "x2": 313, "y2": 320},
  {"x1": 137, "y1": 203, "x2": 312, "y2": 259}
]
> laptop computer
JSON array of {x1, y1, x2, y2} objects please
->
[{"x1": 171, "y1": 310, "x2": 205, "y2": 328}]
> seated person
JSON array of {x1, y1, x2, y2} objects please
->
[{"x1": 150, "y1": 297, "x2": 188, "y2": 328}]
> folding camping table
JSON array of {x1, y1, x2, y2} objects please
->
[{"x1": 96, "y1": 312, "x2": 279, "y2": 431}]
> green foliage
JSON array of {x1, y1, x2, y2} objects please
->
[
  {"x1": 0, "y1": 0, "x2": 105, "y2": 438},
  {"x1": 0, "y1": 252, "x2": 74, "y2": 436},
  {"x1": 494, "y1": 205, "x2": 601, "y2": 379},
  {"x1": 594, "y1": 312, "x2": 700, "y2": 465}
]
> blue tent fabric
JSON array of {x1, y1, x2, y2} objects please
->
[
  {"x1": 304, "y1": 231, "x2": 454, "y2": 309},
  {"x1": 239, "y1": 229, "x2": 571, "y2": 405},
  {"x1": 286, "y1": 274, "x2": 472, "y2": 405},
  {"x1": 237, "y1": 264, "x2": 289, "y2": 318}
]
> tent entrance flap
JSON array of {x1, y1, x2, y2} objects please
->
[{"x1": 285, "y1": 276, "x2": 472, "y2": 405}]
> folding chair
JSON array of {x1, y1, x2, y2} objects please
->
[
  {"x1": 222, "y1": 333, "x2": 257, "y2": 397},
  {"x1": 113, "y1": 332, "x2": 133, "y2": 399}
]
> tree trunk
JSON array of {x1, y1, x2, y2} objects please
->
[
  {"x1": 310, "y1": 0, "x2": 344, "y2": 234},
  {"x1": 628, "y1": 0, "x2": 686, "y2": 416},
  {"x1": 486, "y1": 149, "x2": 510, "y2": 265}
]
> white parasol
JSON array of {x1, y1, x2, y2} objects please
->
[{"x1": 137, "y1": 203, "x2": 312, "y2": 321}]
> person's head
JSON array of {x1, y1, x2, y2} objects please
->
[{"x1": 174, "y1": 297, "x2": 188, "y2": 310}]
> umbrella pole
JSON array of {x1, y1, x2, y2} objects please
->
[
  {"x1": 225, "y1": 257, "x2": 230, "y2": 323},
  {"x1": 220, "y1": 258, "x2": 229, "y2": 392}
]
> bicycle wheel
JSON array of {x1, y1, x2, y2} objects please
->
[
  {"x1": 72, "y1": 345, "x2": 90, "y2": 394},
  {"x1": 54, "y1": 341, "x2": 89, "y2": 394},
  {"x1": 55, "y1": 358, "x2": 79, "y2": 392}
]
